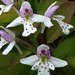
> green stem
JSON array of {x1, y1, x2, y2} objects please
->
[{"x1": 16, "y1": 38, "x2": 35, "y2": 50}]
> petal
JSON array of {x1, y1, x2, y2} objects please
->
[
  {"x1": 37, "y1": 44, "x2": 50, "y2": 51},
  {"x1": 52, "y1": 18, "x2": 73, "y2": 35},
  {"x1": 62, "y1": 29, "x2": 70, "y2": 35},
  {"x1": 45, "y1": 6, "x2": 59, "y2": 18},
  {"x1": 53, "y1": 15, "x2": 65, "y2": 20},
  {"x1": 21, "y1": 1, "x2": 31, "y2": 8},
  {"x1": 20, "y1": 2, "x2": 33, "y2": 18},
  {"x1": 1, "y1": 0, "x2": 13, "y2": 6},
  {"x1": 32, "y1": 14, "x2": 53, "y2": 28},
  {"x1": 20, "y1": 55, "x2": 39, "y2": 66},
  {"x1": 6, "y1": 16, "x2": 23, "y2": 28},
  {"x1": 22, "y1": 21, "x2": 37, "y2": 37},
  {"x1": 15, "y1": 44, "x2": 23, "y2": 55},
  {"x1": 20, "y1": 7, "x2": 25, "y2": 18},
  {"x1": 0, "y1": 26, "x2": 15, "y2": 38},
  {"x1": 4, "y1": 4, "x2": 13, "y2": 12},
  {"x1": 49, "y1": 56, "x2": 68, "y2": 67},
  {"x1": 47, "y1": 62, "x2": 55, "y2": 70},
  {"x1": 47, "y1": 1, "x2": 57, "y2": 10},
  {"x1": 37, "y1": 62, "x2": 50, "y2": 75},
  {"x1": 41, "y1": 25, "x2": 45, "y2": 33},
  {"x1": 0, "y1": 5, "x2": 5, "y2": 15},
  {"x1": 2, "y1": 41, "x2": 15, "y2": 55},
  {"x1": 0, "y1": 30, "x2": 14, "y2": 42},
  {"x1": 31, "y1": 61, "x2": 40, "y2": 70},
  {"x1": 0, "y1": 36, "x2": 8, "y2": 49}
]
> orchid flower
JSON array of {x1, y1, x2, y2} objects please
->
[
  {"x1": 0, "y1": 26, "x2": 22, "y2": 55},
  {"x1": 41, "y1": 1, "x2": 73, "y2": 34},
  {"x1": 20, "y1": 44, "x2": 68, "y2": 75},
  {"x1": 0, "y1": 0, "x2": 14, "y2": 15},
  {"x1": 6, "y1": 1, "x2": 53, "y2": 37}
]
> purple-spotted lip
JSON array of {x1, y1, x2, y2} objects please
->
[
  {"x1": 45, "y1": 6, "x2": 59, "y2": 18},
  {"x1": 37, "y1": 49, "x2": 50, "y2": 59},
  {"x1": 0, "y1": 30, "x2": 14, "y2": 42},
  {"x1": 1, "y1": 0, "x2": 13, "y2": 6}
]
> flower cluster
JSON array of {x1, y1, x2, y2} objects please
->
[{"x1": 0, "y1": 0, "x2": 74, "y2": 75}]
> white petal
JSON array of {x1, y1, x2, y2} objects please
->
[
  {"x1": 52, "y1": 18, "x2": 73, "y2": 35},
  {"x1": 0, "y1": 26, "x2": 15, "y2": 38},
  {"x1": 2, "y1": 41, "x2": 15, "y2": 55},
  {"x1": 53, "y1": 15, "x2": 65, "y2": 20},
  {"x1": 6, "y1": 16, "x2": 23, "y2": 28},
  {"x1": 41, "y1": 25, "x2": 45, "y2": 33},
  {"x1": 32, "y1": 14, "x2": 53, "y2": 28},
  {"x1": 4, "y1": 4, "x2": 13, "y2": 12},
  {"x1": 31, "y1": 61, "x2": 40, "y2": 70},
  {"x1": 48, "y1": 1, "x2": 57, "y2": 9},
  {"x1": 15, "y1": 44, "x2": 23, "y2": 55},
  {"x1": 62, "y1": 29, "x2": 70, "y2": 35},
  {"x1": 22, "y1": 20, "x2": 37, "y2": 37},
  {"x1": 37, "y1": 62, "x2": 50, "y2": 75},
  {"x1": 45, "y1": 1, "x2": 57, "y2": 16},
  {"x1": 0, "y1": 5, "x2": 5, "y2": 15},
  {"x1": 37, "y1": 44, "x2": 50, "y2": 51},
  {"x1": 47, "y1": 62, "x2": 55, "y2": 70},
  {"x1": 20, "y1": 55, "x2": 39, "y2": 66},
  {"x1": 0, "y1": 36, "x2": 8, "y2": 49},
  {"x1": 49, "y1": 56, "x2": 68, "y2": 67}
]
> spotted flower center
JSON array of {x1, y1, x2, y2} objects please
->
[{"x1": 37, "y1": 49, "x2": 50, "y2": 59}]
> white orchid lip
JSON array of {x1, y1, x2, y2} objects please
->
[{"x1": 0, "y1": 30, "x2": 14, "y2": 42}]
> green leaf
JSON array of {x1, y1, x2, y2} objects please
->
[
  {"x1": 67, "y1": 56, "x2": 75, "y2": 68},
  {"x1": 53, "y1": 31, "x2": 75, "y2": 59},
  {"x1": 47, "y1": 21, "x2": 62, "y2": 43},
  {"x1": 0, "y1": 9, "x2": 18, "y2": 23}
]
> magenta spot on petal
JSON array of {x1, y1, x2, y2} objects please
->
[
  {"x1": 41, "y1": 66, "x2": 43, "y2": 68},
  {"x1": 21, "y1": 21, "x2": 23, "y2": 22},
  {"x1": 65, "y1": 27, "x2": 67, "y2": 29},
  {"x1": 29, "y1": 21, "x2": 30, "y2": 23},
  {"x1": 39, "y1": 71, "x2": 41, "y2": 72},
  {"x1": 39, "y1": 62, "x2": 41, "y2": 65},
  {"x1": 62, "y1": 26, "x2": 64, "y2": 28},
  {"x1": 51, "y1": 65, "x2": 52, "y2": 67},
  {"x1": 30, "y1": 24, "x2": 31, "y2": 26},
  {"x1": 26, "y1": 28, "x2": 28, "y2": 30},
  {"x1": 26, "y1": 23, "x2": 27, "y2": 25},
  {"x1": 34, "y1": 67, "x2": 35, "y2": 68},
  {"x1": 45, "y1": 67, "x2": 47, "y2": 69},
  {"x1": 67, "y1": 25, "x2": 69, "y2": 26},
  {"x1": 48, "y1": 71, "x2": 49, "y2": 72},
  {"x1": 35, "y1": 65, "x2": 37, "y2": 67},
  {"x1": 64, "y1": 29, "x2": 66, "y2": 30},
  {"x1": 24, "y1": 19, "x2": 25, "y2": 21},
  {"x1": 60, "y1": 17, "x2": 62, "y2": 19},
  {"x1": 27, "y1": 32, "x2": 28, "y2": 33}
]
